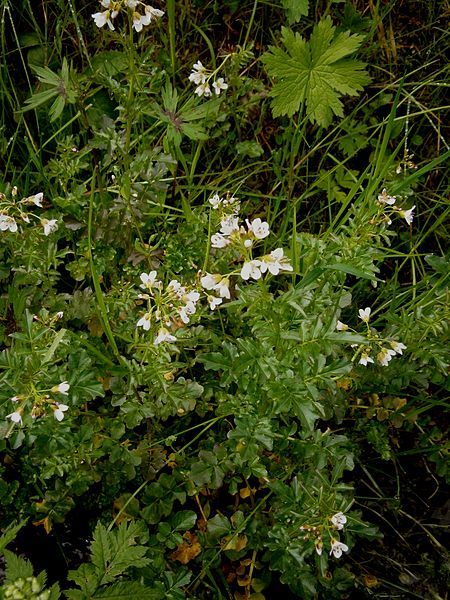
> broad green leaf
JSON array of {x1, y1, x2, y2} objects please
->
[
  {"x1": 262, "y1": 17, "x2": 371, "y2": 127},
  {"x1": 281, "y1": 0, "x2": 309, "y2": 24}
]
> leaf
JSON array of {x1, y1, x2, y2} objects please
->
[
  {"x1": 0, "y1": 520, "x2": 26, "y2": 553},
  {"x1": 170, "y1": 532, "x2": 202, "y2": 564},
  {"x1": 93, "y1": 582, "x2": 159, "y2": 599},
  {"x1": 3, "y1": 550, "x2": 34, "y2": 581},
  {"x1": 262, "y1": 17, "x2": 371, "y2": 127},
  {"x1": 281, "y1": 0, "x2": 309, "y2": 24},
  {"x1": 170, "y1": 510, "x2": 197, "y2": 532}
]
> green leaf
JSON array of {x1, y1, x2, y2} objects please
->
[
  {"x1": 93, "y1": 582, "x2": 159, "y2": 599},
  {"x1": 262, "y1": 17, "x2": 371, "y2": 127},
  {"x1": 0, "y1": 520, "x2": 26, "y2": 553},
  {"x1": 3, "y1": 550, "x2": 33, "y2": 581},
  {"x1": 281, "y1": 0, "x2": 309, "y2": 24},
  {"x1": 170, "y1": 510, "x2": 197, "y2": 532}
]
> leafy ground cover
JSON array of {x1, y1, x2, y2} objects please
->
[{"x1": 0, "y1": 0, "x2": 449, "y2": 598}]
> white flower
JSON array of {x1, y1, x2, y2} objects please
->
[
  {"x1": 56, "y1": 311, "x2": 64, "y2": 320},
  {"x1": 259, "y1": 248, "x2": 293, "y2": 276},
  {"x1": 23, "y1": 192, "x2": 44, "y2": 207},
  {"x1": 207, "y1": 295, "x2": 222, "y2": 310},
  {"x1": 220, "y1": 216, "x2": 240, "y2": 235},
  {"x1": 201, "y1": 273, "x2": 230, "y2": 299},
  {"x1": 331, "y1": 512, "x2": 347, "y2": 531},
  {"x1": 140, "y1": 271, "x2": 160, "y2": 290},
  {"x1": 126, "y1": 0, "x2": 138, "y2": 7},
  {"x1": 390, "y1": 341, "x2": 407, "y2": 355},
  {"x1": 145, "y1": 6, "x2": 164, "y2": 20},
  {"x1": 0, "y1": 214, "x2": 18, "y2": 233},
  {"x1": 11, "y1": 396, "x2": 20, "y2": 403},
  {"x1": 53, "y1": 381, "x2": 70, "y2": 395},
  {"x1": 189, "y1": 61, "x2": 207, "y2": 85},
  {"x1": 167, "y1": 279, "x2": 183, "y2": 294},
  {"x1": 330, "y1": 540, "x2": 349, "y2": 559},
  {"x1": 100, "y1": 0, "x2": 111, "y2": 7},
  {"x1": 6, "y1": 411, "x2": 23, "y2": 424},
  {"x1": 154, "y1": 327, "x2": 176, "y2": 345},
  {"x1": 137, "y1": 313, "x2": 152, "y2": 330},
  {"x1": 398, "y1": 205, "x2": 415, "y2": 225},
  {"x1": 241, "y1": 260, "x2": 262, "y2": 281},
  {"x1": 208, "y1": 194, "x2": 222, "y2": 209},
  {"x1": 377, "y1": 189, "x2": 396, "y2": 205},
  {"x1": 211, "y1": 233, "x2": 230, "y2": 248},
  {"x1": 92, "y1": 11, "x2": 115, "y2": 30},
  {"x1": 212, "y1": 78, "x2": 228, "y2": 95},
  {"x1": 132, "y1": 12, "x2": 145, "y2": 31},
  {"x1": 377, "y1": 347, "x2": 396, "y2": 366},
  {"x1": 336, "y1": 321, "x2": 348, "y2": 331},
  {"x1": 195, "y1": 82, "x2": 211, "y2": 97},
  {"x1": 178, "y1": 300, "x2": 197, "y2": 324},
  {"x1": 53, "y1": 403, "x2": 69, "y2": 422},
  {"x1": 358, "y1": 307, "x2": 371, "y2": 323},
  {"x1": 41, "y1": 218, "x2": 58, "y2": 236},
  {"x1": 359, "y1": 352, "x2": 374, "y2": 366},
  {"x1": 244, "y1": 239, "x2": 253, "y2": 248},
  {"x1": 315, "y1": 540, "x2": 323, "y2": 556},
  {"x1": 186, "y1": 290, "x2": 200, "y2": 304},
  {"x1": 246, "y1": 218, "x2": 270, "y2": 240}
]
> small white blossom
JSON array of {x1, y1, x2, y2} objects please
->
[
  {"x1": 137, "y1": 313, "x2": 152, "y2": 330},
  {"x1": 377, "y1": 189, "x2": 396, "y2": 205},
  {"x1": 154, "y1": 327, "x2": 176, "y2": 345},
  {"x1": 0, "y1": 214, "x2": 18, "y2": 233},
  {"x1": 186, "y1": 290, "x2": 200, "y2": 304},
  {"x1": 126, "y1": 0, "x2": 138, "y2": 7},
  {"x1": 390, "y1": 341, "x2": 407, "y2": 355},
  {"x1": 145, "y1": 6, "x2": 164, "y2": 20},
  {"x1": 398, "y1": 205, "x2": 415, "y2": 225},
  {"x1": 211, "y1": 233, "x2": 230, "y2": 248},
  {"x1": 330, "y1": 540, "x2": 349, "y2": 559},
  {"x1": 189, "y1": 61, "x2": 208, "y2": 85},
  {"x1": 315, "y1": 540, "x2": 323, "y2": 556},
  {"x1": 195, "y1": 82, "x2": 212, "y2": 97},
  {"x1": 140, "y1": 271, "x2": 160, "y2": 291},
  {"x1": 336, "y1": 321, "x2": 348, "y2": 331},
  {"x1": 53, "y1": 403, "x2": 69, "y2": 421},
  {"x1": 207, "y1": 295, "x2": 222, "y2": 310},
  {"x1": 208, "y1": 194, "x2": 222, "y2": 209},
  {"x1": 241, "y1": 260, "x2": 263, "y2": 281},
  {"x1": 41, "y1": 218, "x2": 58, "y2": 236},
  {"x1": 56, "y1": 311, "x2": 64, "y2": 320},
  {"x1": 244, "y1": 239, "x2": 253, "y2": 248},
  {"x1": 358, "y1": 307, "x2": 371, "y2": 323},
  {"x1": 6, "y1": 411, "x2": 23, "y2": 424},
  {"x1": 331, "y1": 512, "x2": 347, "y2": 531},
  {"x1": 100, "y1": 0, "x2": 111, "y2": 7},
  {"x1": 92, "y1": 10, "x2": 115, "y2": 30},
  {"x1": 377, "y1": 347, "x2": 396, "y2": 366},
  {"x1": 201, "y1": 273, "x2": 230, "y2": 299},
  {"x1": 246, "y1": 218, "x2": 270, "y2": 240},
  {"x1": 220, "y1": 215, "x2": 240, "y2": 235},
  {"x1": 23, "y1": 192, "x2": 44, "y2": 207},
  {"x1": 359, "y1": 352, "x2": 374, "y2": 366},
  {"x1": 53, "y1": 381, "x2": 70, "y2": 395},
  {"x1": 212, "y1": 78, "x2": 228, "y2": 95},
  {"x1": 259, "y1": 248, "x2": 293, "y2": 275}
]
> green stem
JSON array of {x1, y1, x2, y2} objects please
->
[{"x1": 87, "y1": 171, "x2": 122, "y2": 363}]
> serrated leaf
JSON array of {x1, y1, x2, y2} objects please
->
[
  {"x1": 281, "y1": 0, "x2": 309, "y2": 24},
  {"x1": 93, "y1": 581, "x2": 159, "y2": 599},
  {"x1": 0, "y1": 520, "x2": 26, "y2": 553},
  {"x1": 262, "y1": 17, "x2": 371, "y2": 127},
  {"x1": 3, "y1": 550, "x2": 33, "y2": 581}
]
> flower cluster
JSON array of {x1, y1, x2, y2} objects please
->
[
  {"x1": 136, "y1": 271, "x2": 200, "y2": 345},
  {"x1": 5, "y1": 382, "x2": 70, "y2": 426},
  {"x1": 300, "y1": 512, "x2": 349, "y2": 559},
  {"x1": 0, "y1": 188, "x2": 58, "y2": 236},
  {"x1": 188, "y1": 61, "x2": 228, "y2": 98},
  {"x1": 92, "y1": 0, "x2": 164, "y2": 32},
  {"x1": 376, "y1": 188, "x2": 416, "y2": 226},
  {"x1": 337, "y1": 307, "x2": 407, "y2": 367},
  {"x1": 207, "y1": 192, "x2": 293, "y2": 281}
]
